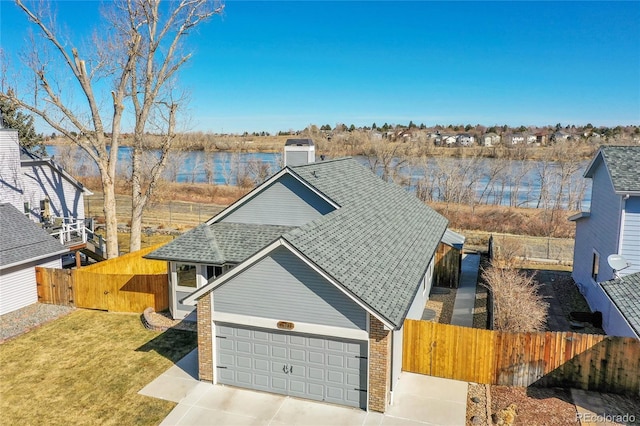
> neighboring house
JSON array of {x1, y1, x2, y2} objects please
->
[
  {"x1": 0, "y1": 203, "x2": 68, "y2": 315},
  {"x1": 438, "y1": 134, "x2": 457, "y2": 146},
  {"x1": 535, "y1": 132, "x2": 549, "y2": 145},
  {"x1": 147, "y1": 145, "x2": 450, "y2": 412},
  {"x1": 456, "y1": 133, "x2": 475, "y2": 146},
  {"x1": 599, "y1": 272, "x2": 640, "y2": 340},
  {"x1": 570, "y1": 146, "x2": 640, "y2": 336},
  {"x1": 509, "y1": 133, "x2": 526, "y2": 145},
  {"x1": 551, "y1": 131, "x2": 572, "y2": 142},
  {"x1": 0, "y1": 124, "x2": 92, "y2": 224},
  {"x1": 20, "y1": 148, "x2": 92, "y2": 223},
  {"x1": 525, "y1": 134, "x2": 537, "y2": 144},
  {"x1": 482, "y1": 133, "x2": 500, "y2": 147}
]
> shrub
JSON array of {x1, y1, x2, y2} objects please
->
[{"x1": 482, "y1": 265, "x2": 548, "y2": 332}]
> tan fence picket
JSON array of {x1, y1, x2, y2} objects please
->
[
  {"x1": 403, "y1": 319, "x2": 640, "y2": 396},
  {"x1": 36, "y1": 244, "x2": 168, "y2": 313}
]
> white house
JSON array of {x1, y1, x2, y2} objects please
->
[
  {"x1": 0, "y1": 203, "x2": 68, "y2": 315},
  {"x1": 509, "y1": 133, "x2": 526, "y2": 145},
  {"x1": 438, "y1": 134, "x2": 457, "y2": 146},
  {"x1": 570, "y1": 146, "x2": 640, "y2": 337},
  {"x1": 456, "y1": 133, "x2": 475, "y2": 146},
  {"x1": 482, "y1": 133, "x2": 500, "y2": 147},
  {"x1": 0, "y1": 125, "x2": 92, "y2": 224}
]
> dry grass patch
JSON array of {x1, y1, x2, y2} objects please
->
[{"x1": 0, "y1": 310, "x2": 196, "y2": 426}]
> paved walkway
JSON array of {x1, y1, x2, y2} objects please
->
[
  {"x1": 450, "y1": 253, "x2": 480, "y2": 327},
  {"x1": 141, "y1": 350, "x2": 468, "y2": 426}
]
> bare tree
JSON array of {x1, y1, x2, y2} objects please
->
[
  {"x1": 2, "y1": 0, "x2": 224, "y2": 257},
  {"x1": 477, "y1": 158, "x2": 508, "y2": 205},
  {"x1": 364, "y1": 138, "x2": 408, "y2": 182}
]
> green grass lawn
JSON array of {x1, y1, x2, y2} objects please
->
[{"x1": 0, "y1": 309, "x2": 197, "y2": 425}]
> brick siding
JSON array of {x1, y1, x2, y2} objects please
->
[
  {"x1": 368, "y1": 315, "x2": 391, "y2": 412},
  {"x1": 197, "y1": 293, "x2": 213, "y2": 382}
]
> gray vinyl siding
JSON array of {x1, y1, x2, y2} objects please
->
[
  {"x1": 220, "y1": 174, "x2": 335, "y2": 226},
  {"x1": 391, "y1": 258, "x2": 433, "y2": 390},
  {"x1": 0, "y1": 130, "x2": 25, "y2": 214},
  {"x1": 21, "y1": 163, "x2": 85, "y2": 221},
  {"x1": 285, "y1": 151, "x2": 309, "y2": 167},
  {"x1": 176, "y1": 290, "x2": 195, "y2": 315},
  {"x1": 0, "y1": 256, "x2": 61, "y2": 315},
  {"x1": 405, "y1": 257, "x2": 434, "y2": 321},
  {"x1": 621, "y1": 196, "x2": 640, "y2": 276},
  {"x1": 572, "y1": 164, "x2": 622, "y2": 312},
  {"x1": 600, "y1": 290, "x2": 637, "y2": 338},
  {"x1": 214, "y1": 246, "x2": 367, "y2": 330}
]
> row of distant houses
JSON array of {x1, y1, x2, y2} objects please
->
[
  {"x1": 363, "y1": 128, "x2": 577, "y2": 147},
  {"x1": 432, "y1": 130, "x2": 575, "y2": 147}
]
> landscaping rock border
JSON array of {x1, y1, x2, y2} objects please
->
[{"x1": 141, "y1": 307, "x2": 197, "y2": 332}]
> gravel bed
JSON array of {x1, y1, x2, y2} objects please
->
[
  {"x1": 466, "y1": 383, "x2": 489, "y2": 425},
  {"x1": 425, "y1": 287, "x2": 457, "y2": 323},
  {"x1": 0, "y1": 303, "x2": 75, "y2": 343}
]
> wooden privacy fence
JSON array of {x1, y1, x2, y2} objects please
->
[
  {"x1": 37, "y1": 244, "x2": 168, "y2": 313},
  {"x1": 403, "y1": 319, "x2": 640, "y2": 396}
]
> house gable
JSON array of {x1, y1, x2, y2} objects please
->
[
  {"x1": 572, "y1": 159, "x2": 622, "y2": 288},
  {"x1": 212, "y1": 170, "x2": 337, "y2": 226},
  {"x1": 213, "y1": 245, "x2": 367, "y2": 331},
  {"x1": 21, "y1": 162, "x2": 87, "y2": 220}
]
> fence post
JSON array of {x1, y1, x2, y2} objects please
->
[{"x1": 488, "y1": 234, "x2": 494, "y2": 260}]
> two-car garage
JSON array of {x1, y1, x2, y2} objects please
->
[{"x1": 215, "y1": 323, "x2": 368, "y2": 409}]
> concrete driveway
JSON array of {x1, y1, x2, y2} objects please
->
[{"x1": 140, "y1": 350, "x2": 468, "y2": 426}]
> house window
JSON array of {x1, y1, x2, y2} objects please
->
[
  {"x1": 206, "y1": 265, "x2": 223, "y2": 281},
  {"x1": 591, "y1": 251, "x2": 600, "y2": 281},
  {"x1": 176, "y1": 263, "x2": 197, "y2": 288},
  {"x1": 23, "y1": 201, "x2": 30, "y2": 217}
]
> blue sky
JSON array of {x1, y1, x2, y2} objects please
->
[{"x1": 1, "y1": 1, "x2": 639, "y2": 134}]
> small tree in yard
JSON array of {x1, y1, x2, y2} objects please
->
[
  {"x1": 0, "y1": 92, "x2": 45, "y2": 155},
  {"x1": 482, "y1": 265, "x2": 548, "y2": 332}
]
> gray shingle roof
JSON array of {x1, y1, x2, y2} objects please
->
[
  {"x1": 284, "y1": 159, "x2": 448, "y2": 327},
  {"x1": 601, "y1": 272, "x2": 640, "y2": 338},
  {"x1": 0, "y1": 203, "x2": 67, "y2": 268},
  {"x1": 145, "y1": 223, "x2": 294, "y2": 264},
  {"x1": 586, "y1": 146, "x2": 640, "y2": 193},
  {"x1": 151, "y1": 158, "x2": 448, "y2": 329},
  {"x1": 442, "y1": 229, "x2": 465, "y2": 250}
]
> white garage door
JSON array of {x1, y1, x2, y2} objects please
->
[{"x1": 215, "y1": 323, "x2": 368, "y2": 409}]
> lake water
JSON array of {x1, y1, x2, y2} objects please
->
[{"x1": 46, "y1": 146, "x2": 591, "y2": 209}]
